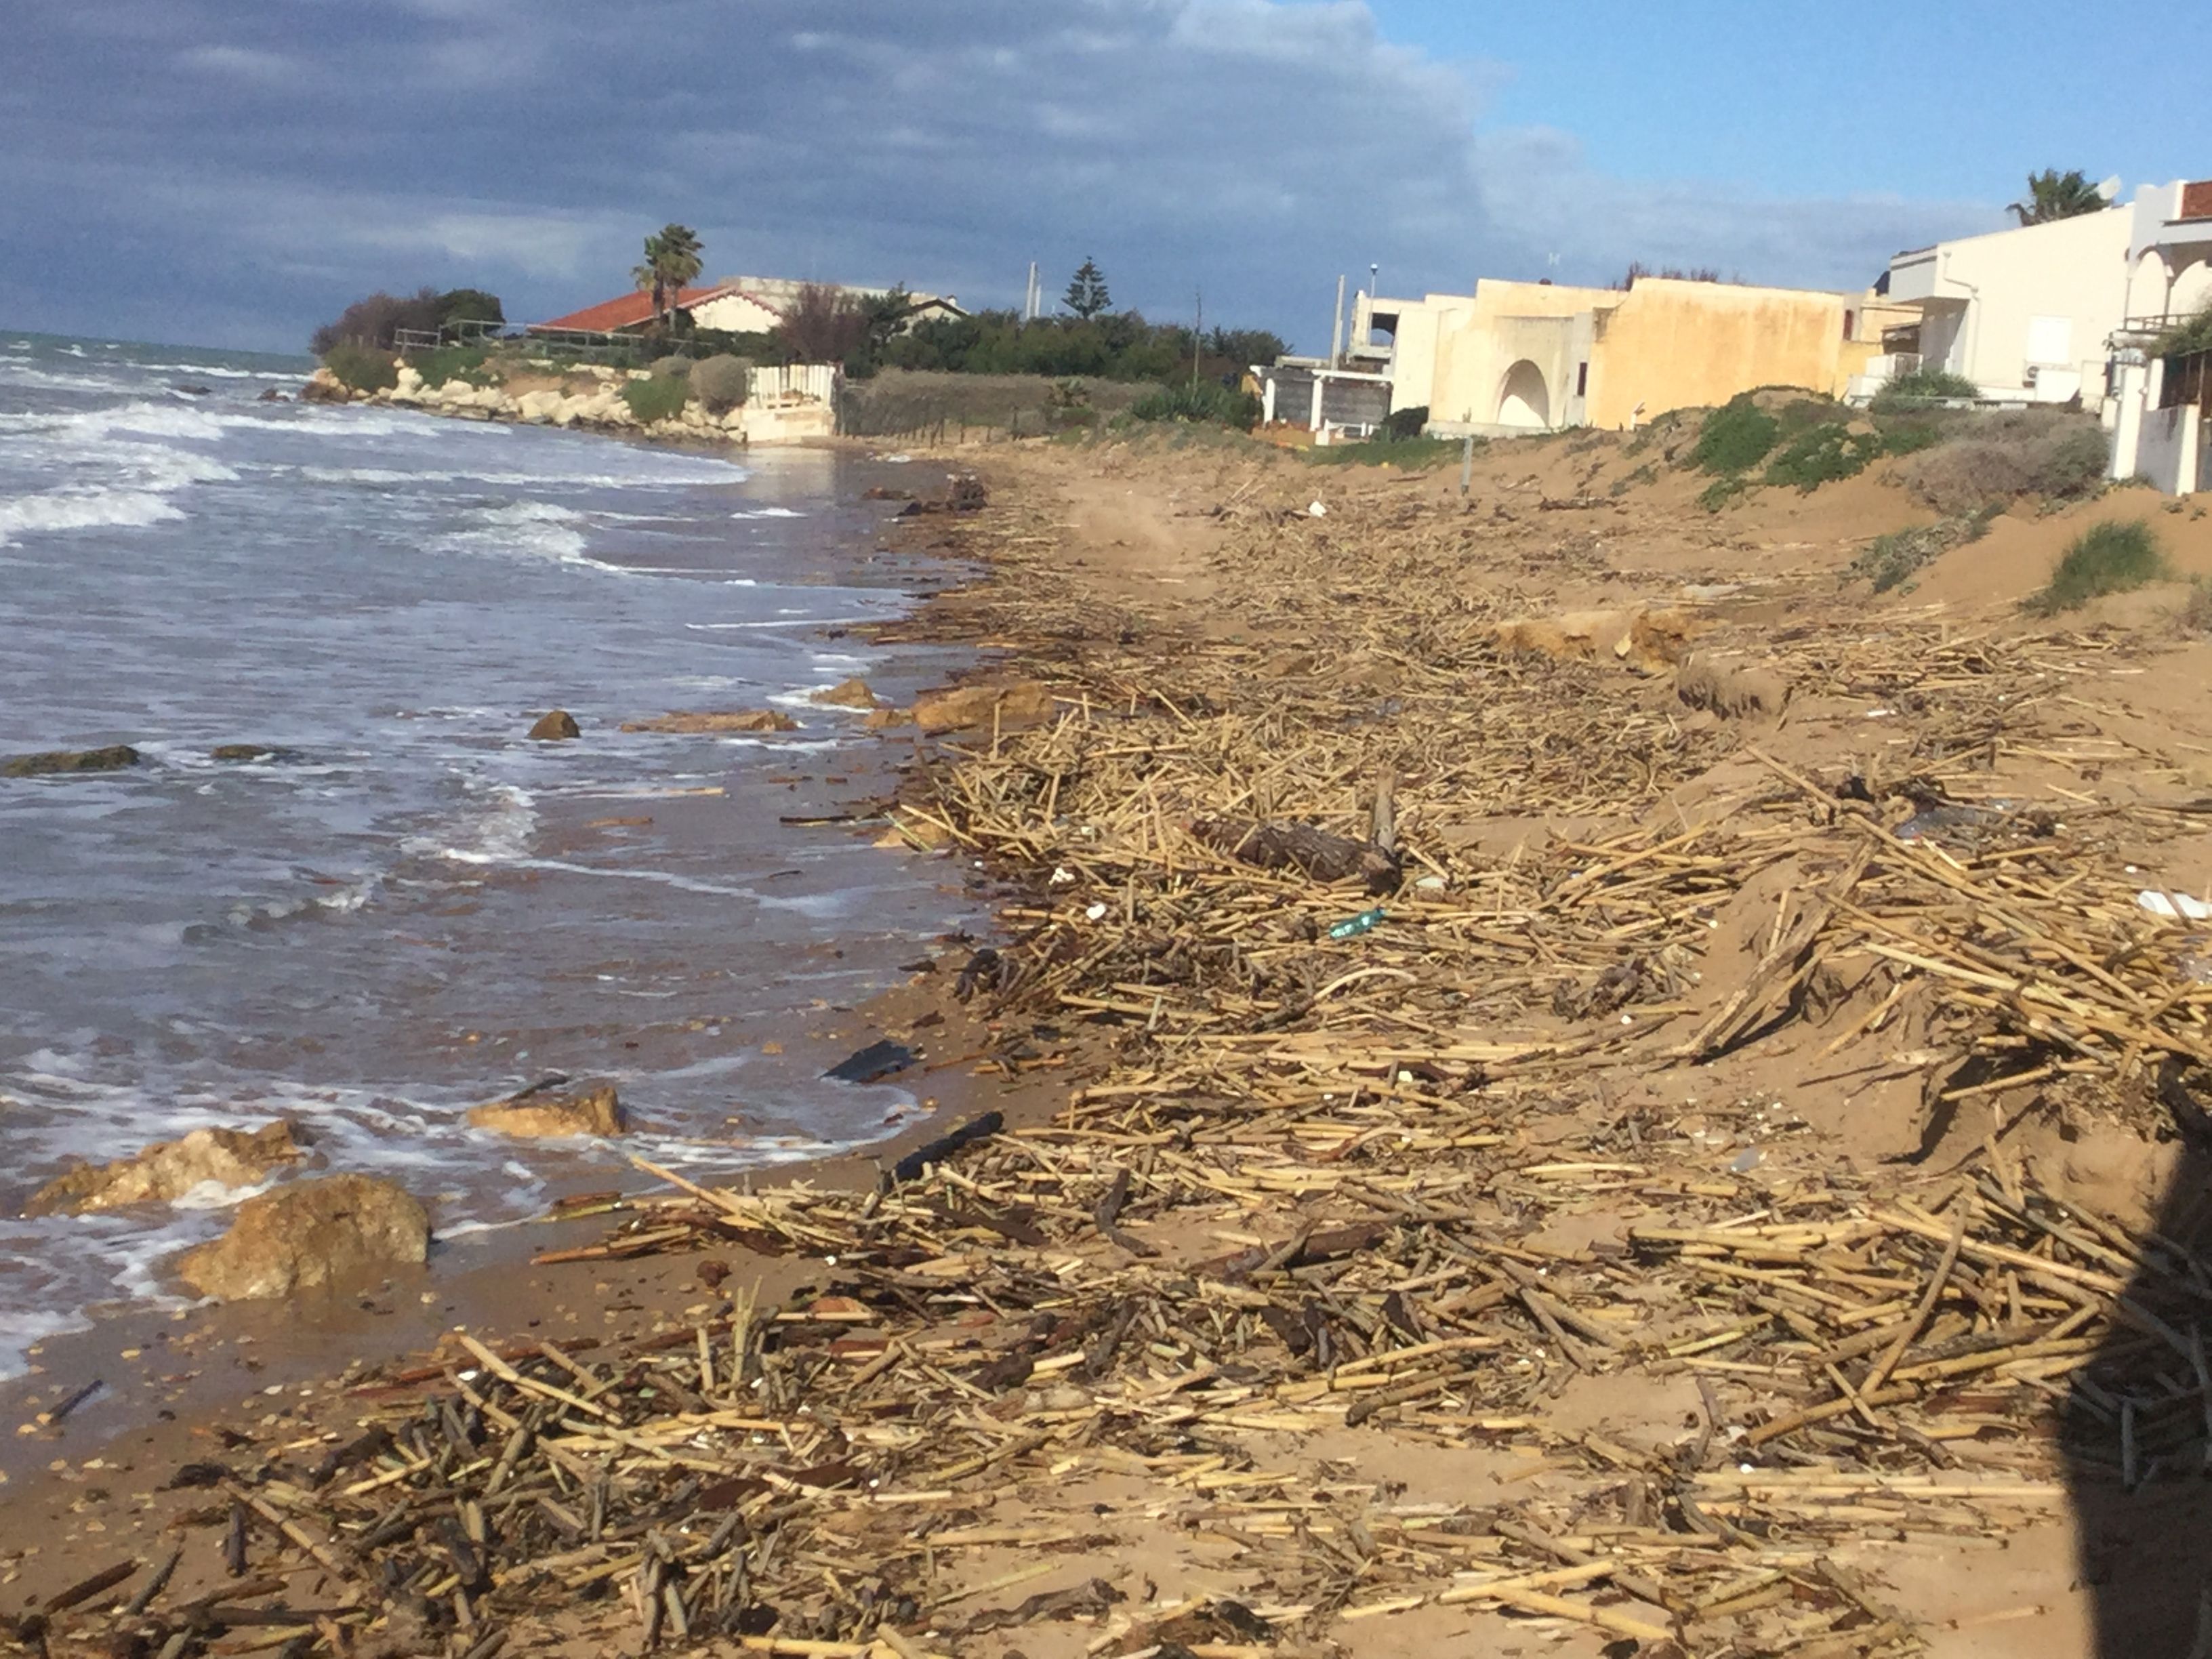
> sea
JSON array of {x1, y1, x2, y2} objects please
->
[{"x1": 0, "y1": 331, "x2": 981, "y2": 1374}]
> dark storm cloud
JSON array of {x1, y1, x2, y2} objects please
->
[{"x1": 1, "y1": 1, "x2": 1988, "y2": 350}]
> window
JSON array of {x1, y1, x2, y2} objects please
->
[
  {"x1": 1575, "y1": 361, "x2": 1589, "y2": 398},
  {"x1": 1843, "y1": 308, "x2": 1856, "y2": 341}
]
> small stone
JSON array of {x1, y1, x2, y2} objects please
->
[
  {"x1": 809, "y1": 677, "x2": 880, "y2": 710},
  {"x1": 621, "y1": 709, "x2": 797, "y2": 735},
  {"x1": 527, "y1": 710, "x2": 581, "y2": 741}
]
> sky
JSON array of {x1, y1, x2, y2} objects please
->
[{"x1": 2, "y1": 1, "x2": 2199, "y2": 355}]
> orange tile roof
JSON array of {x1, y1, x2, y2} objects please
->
[{"x1": 530, "y1": 282, "x2": 747, "y2": 334}]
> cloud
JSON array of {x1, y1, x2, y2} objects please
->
[{"x1": 2, "y1": 1, "x2": 1999, "y2": 352}]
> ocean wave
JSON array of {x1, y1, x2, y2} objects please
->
[
  {"x1": 731, "y1": 506, "x2": 805, "y2": 519},
  {"x1": 418, "y1": 782, "x2": 539, "y2": 866},
  {"x1": 0, "y1": 489, "x2": 186, "y2": 544}
]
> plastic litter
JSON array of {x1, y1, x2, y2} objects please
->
[
  {"x1": 2137, "y1": 890, "x2": 2212, "y2": 922},
  {"x1": 823, "y1": 1040, "x2": 915, "y2": 1084},
  {"x1": 1328, "y1": 905, "x2": 1387, "y2": 941}
]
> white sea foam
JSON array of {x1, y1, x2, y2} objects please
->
[
  {"x1": 433, "y1": 783, "x2": 539, "y2": 865},
  {"x1": 731, "y1": 506, "x2": 804, "y2": 519},
  {"x1": 0, "y1": 489, "x2": 186, "y2": 543}
]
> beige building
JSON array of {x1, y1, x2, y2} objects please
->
[{"x1": 1357, "y1": 278, "x2": 1902, "y2": 435}]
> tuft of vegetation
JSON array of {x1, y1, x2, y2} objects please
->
[
  {"x1": 1763, "y1": 421, "x2": 1884, "y2": 491},
  {"x1": 407, "y1": 345, "x2": 493, "y2": 388},
  {"x1": 1382, "y1": 405, "x2": 1430, "y2": 441},
  {"x1": 312, "y1": 287, "x2": 503, "y2": 355},
  {"x1": 619, "y1": 373, "x2": 690, "y2": 425},
  {"x1": 1608, "y1": 461, "x2": 1659, "y2": 497},
  {"x1": 2007, "y1": 168, "x2": 2109, "y2": 226},
  {"x1": 1898, "y1": 413, "x2": 2109, "y2": 514},
  {"x1": 1305, "y1": 434, "x2": 1467, "y2": 469},
  {"x1": 1130, "y1": 380, "x2": 1261, "y2": 430},
  {"x1": 1870, "y1": 368, "x2": 1980, "y2": 412},
  {"x1": 1698, "y1": 475, "x2": 1755, "y2": 512},
  {"x1": 2148, "y1": 305, "x2": 2212, "y2": 359},
  {"x1": 689, "y1": 354, "x2": 751, "y2": 414},
  {"x1": 1692, "y1": 394, "x2": 1781, "y2": 474},
  {"x1": 323, "y1": 343, "x2": 398, "y2": 394},
  {"x1": 1847, "y1": 510, "x2": 1994, "y2": 594},
  {"x1": 2026, "y1": 520, "x2": 2165, "y2": 614},
  {"x1": 649, "y1": 355, "x2": 693, "y2": 379}
]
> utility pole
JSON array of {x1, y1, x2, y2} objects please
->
[
  {"x1": 1330, "y1": 274, "x2": 1346, "y2": 368},
  {"x1": 1192, "y1": 288, "x2": 1203, "y2": 390},
  {"x1": 1025, "y1": 262, "x2": 1039, "y2": 322}
]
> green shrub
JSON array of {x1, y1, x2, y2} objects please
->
[
  {"x1": 1847, "y1": 510, "x2": 1994, "y2": 594},
  {"x1": 620, "y1": 374, "x2": 691, "y2": 425},
  {"x1": 2027, "y1": 520, "x2": 2165, "y2": 614},
  {"x1": 1763, "y1": 422, "x2": 1883, "y2": 491},
  {"x1": 407, "y1": 345, "x2": 492, "y2": 388},
  {"x1": 1875, "y1": 417, "x2": 1946, "y2": 456},
  {"x1": 1608, "y1": 461, "x2": 1659, "y2": 497},
  {"x1": 1870, "y1": 368, "x2": 1980, "y2": 411},
  {"x1": 1900, "y1": 413, "x2": 2108, "y2": 513},
  {"x1": 690, "y1": 354, "x2": 752, "y2": 414},
  {"x1": 1382, "y1": 405, "x2": 1430, "y2": 441},
  {"x1": 2148, "y1": 306, "x2": 2212, "y2": 358},
  {"x1": 1692, "y1": 394, "x2": 1780, "y2": 474},
  {"x1": 650, "y1": 354, "x2": 693, "y2": 379},
  {"x1": 1130, "y1": 380, "x2": 1261, "y2": 429},
  {"x1": 323, "y1": 343, "x2": 398, "y2": 394},
  {"x1": 1306, "y1": 434, "x2": 1465, "y2": 469},
  {"x1": 1698, "y1": 475, "x2": 1755, "y2": 511}
]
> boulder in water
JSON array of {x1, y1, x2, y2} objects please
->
[
  {"x1": 810, "y1": 677, "x2": 880, "y2": 710},
  {"x1": 24, "y1": 1122, "x2": 306, "y2": 1218},
  {"x1": 3, "y1": 744, "x2": 141, "y2": 777},
  {"x1": 211, "y1": 743, "x2": 304, "y2": 763},
  {"x1": 467, "y1": 1081, "x2": 625, "y2": 1139},
  {"x1": 621, "y1": 709, "x2": 797, "y2": 734},
  {"x1": 528, "y1": 709, "x2": 582, "y2": 741},
  {"x1": 175, "y1": 1174, "x2": 430, "y2": 1301}
]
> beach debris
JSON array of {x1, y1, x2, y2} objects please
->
[
  {"x1": 1191, "y1": 817, "x2": 1401, "y2": 893},
  {"x1": 173, "y1": 1173, "x2": 429, "y2": 1301},
  {"x1": 1, "y1": 744, "x2": 140, "y2": 777},
  {"x1": 2139, "y1": 889, "x2": 2212, "y2": 922},
  {"x1": 888, "y1": 1108, "x2": 1002, "y2": 1181},
  {"x1": 24, "y1": 1378, "x2": 104, "y2": 1433},
  {"x1": 1328, "y1": 904, "x2": 1387, "y2": 940},
  {"x1": 621, "y1": 708, "x2": 797, "y2": 734},
  {"x1": 24, "y1": 1122, "x2": 305, "y2": 1218},
  {"x1": 896, "y1": 474, "x2": 989, "y2": 516},
  {"x1": 1674, "y1": 651, "x2": 1789, "y2": 718},
  {"x1": 1307, "y1": 499, "x2": 1326, "y2": 516},
  {"x1": 860, "y1": 485, "x2": 914, "y2": 501},
  {"x1": 810, "y1": 676, "x2": 881, "y2": 710},
  {"x1": 909, "y1": 680, "x2": 1056, "y2": 734},
  {"x1": 466, "y1": 1080, "x2": 625, "y2": 1139},
  {"x1": 823, "y1": 1039, "x2": 915, "y2": 1085},
  {"x1": 525, "y1": 708, "x2": 581, "y2": 741}
]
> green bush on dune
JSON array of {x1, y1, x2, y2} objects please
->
[
  {"x1": 2026, "y1": 519, "x2": 2166, "y2": 615},
  {"x1": 620, "y1": 374, "x2": 690, "y2": 425}
]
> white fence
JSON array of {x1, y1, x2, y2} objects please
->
[{"x1": 748, "y1": 364, "x2": 838, "y2": 406}]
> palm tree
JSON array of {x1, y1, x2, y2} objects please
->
[
  {"x1": 2007, "y1": 169, "x2": 2108, "y2": 227},
  {"x1": 632, "y1": 224, "x2": 705, "y2": 330}
]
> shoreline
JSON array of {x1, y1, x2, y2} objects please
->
[{"x1": 5, "y1": 424, "x2": 2212, "y2": 1654}]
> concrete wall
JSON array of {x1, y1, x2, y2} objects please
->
[
  {"x1": 1887, "y1": 208, "x2": 2134, "y2": 398},
  {"x1": 1426, "y1": 281, "x2": 1616, "y2": 429},
  {"x1": 2135, "y1": 402, "x2": 2202, "y2": 496},
  {"x1": 690, "y1": 291, "x2": 785, "y2": 333},
  {"x1": 1584, "y1": 280, "x2": 1852, "y2": 428}
]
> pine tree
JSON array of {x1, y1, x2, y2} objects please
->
[{"x1": 1063, "y1": 258, "x2": 1111, "y2": 320}]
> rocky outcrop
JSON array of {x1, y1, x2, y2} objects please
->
[
  {"x1": 211, "y1": 743, "x2": 303, "y2": 763},
  {"x1": 811, "y1": 678, "x2": 880, "y2": 710},
  {"x1": 301, "y1": 367, "x2": 350, "y2": 404},
  {"x1": 621, "y1": 710, "x2": 797, "y2": 735},
  {"x1": 175, "y1": 1174, "x2": 429, "y2": 1301},
  {"x1": 3, "y1": 745, "x2": 141, "y2": 777},
  {"x1": 528, "y1": 709, "x2": 581, "y2": 741},
  {"x1": 910, "y1": 682, "x2": 1057, "y2": 735},
  {"x1": 25, "y1": 1122, "x2": 305, "y2": 1218},
  {"x1": 467, "y1": 1082, "x2": 625, "y2": 1139}
]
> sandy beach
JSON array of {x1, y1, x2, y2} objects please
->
[{"x1": 7, "y1": 420, "x2": 2212, "y2": 1659}]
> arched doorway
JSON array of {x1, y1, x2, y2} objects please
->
[{"x1": 1496, "y1": 360, "x2": 1549, "y2": 428}]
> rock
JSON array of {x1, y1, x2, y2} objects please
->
[
  {"x1": 301, "y1": 368, "x2": 350, "y2": 404},
  {"x1": 1675, "y1": 653, "x2": 1790, "y2": 719},
  {"x1": 174, "y1": 383, "x2": 213, "y2": 397},
  {"x1": 211, "y1": 743, "x2": 303, "y2": 763},
  {"x1": 811, "y1": 677, "x2": 880, "y2": 710},
  {"x1": 863, "y1": 707, "x2": 915, "y2": 731},
  {"x1": 468, "y1": 1081, "x2": 625, "y2": 1139},
  {"x1": 528, "y1": 709, "x2": 581, "y2": 741},
  {"x1": 621, "y1": 709, "x2": 797, "y2": 734},
  {"x1": 258, "y1": 388, "x2": 289, "y2": 403},
  {"x1": 24, "y1": 1122, "x2": 306, "y2": 1218},
  {"x1": 909, "y1": 682, "x2": 1057, "y2": 735},
  {"x1": 3, "y1": 744, "x2": 141, "y2": 777},
  {"x1": 174, "y1": 1174, "x2": 429, "y2": 1301}
]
